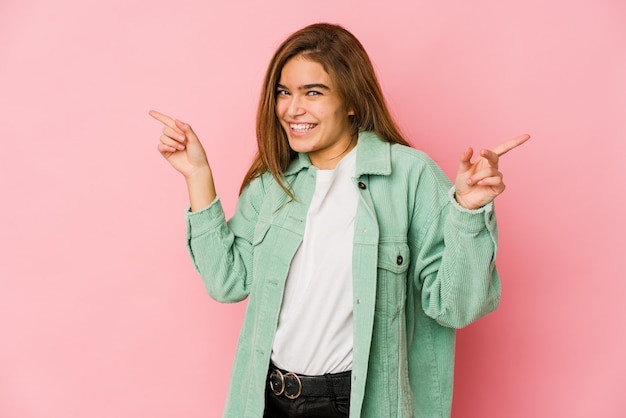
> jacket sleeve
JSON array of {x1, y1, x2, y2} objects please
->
[
  {"x1": 185, "y1": 177, "x2": 265, "y2": 303},
  {"x1": 413, "y1": 182, "x2": 501, "y2": 329}
]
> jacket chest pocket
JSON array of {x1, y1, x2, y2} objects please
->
[{"x1": 375, "y1": 241, "x2": 410, "y2": 317}]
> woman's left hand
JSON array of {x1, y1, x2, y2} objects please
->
[{"x1": 454, "y1": 134, "x2": 530, "y2": 210}]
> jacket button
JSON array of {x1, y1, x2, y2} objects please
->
[
  {"x1": 358, "y1": 182, "x2": 366, "y2": 190},
  {"x1": 397, "y1": 255, "x2": 403, "y2": 265}
]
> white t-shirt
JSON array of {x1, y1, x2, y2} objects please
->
[{"x1": 271, "y1": 148, "x2": 358, "y2": 375}]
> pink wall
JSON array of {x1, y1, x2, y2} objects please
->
[{"x1": 1, "y1": 0, "x2": 624, "y2": 417}]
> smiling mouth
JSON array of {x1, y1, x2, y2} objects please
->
[{"x1": 290, "y1": 123, "x2": 317, "y2": 133}]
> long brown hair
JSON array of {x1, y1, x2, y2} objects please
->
[{"x1": 240, "y1": 23, "x2": 409, "y2": 195}]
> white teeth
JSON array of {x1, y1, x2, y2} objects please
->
[{"x1": 290, "y1": 123, "x2": 316, "y2": 132}]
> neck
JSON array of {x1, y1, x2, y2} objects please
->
[{"x1": 311, "y1": 134, "x2": 357, "y2": 169}]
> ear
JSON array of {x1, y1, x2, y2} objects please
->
[{"x1": 347, "y1": 108, "x2": 355, "y2": 116}]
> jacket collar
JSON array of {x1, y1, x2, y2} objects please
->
[
  {"x1": 283, "y1": 151, "x2": 312, "y2": 176},
  {"x1": 354, "y1": 131, "x2": 392, "y2": 176},
  {"x1": 283, "y1": 131, "x2": 392, "y2": 177}
]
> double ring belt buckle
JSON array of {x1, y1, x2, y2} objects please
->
[{"x1": 269, "y1": 369, "x2": 302, "y2": 399}]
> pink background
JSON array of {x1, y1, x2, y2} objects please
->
[{"x1": 1, "y1": 0, "x2": 625, "y2": 417}]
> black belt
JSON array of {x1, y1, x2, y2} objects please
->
[{"x1": 267, "y1": 364, "x2": 351, "y2": 400}]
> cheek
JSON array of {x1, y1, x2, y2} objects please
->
[
  {"x1": 275, "y1": 97, "x2": 291, "y2": 117},
  {"x1": 275, "y1": 102, "x2": 284, "y2": 117},
  {"x1": 309, "y1": 103, "x2": 328, "y2": 119}
]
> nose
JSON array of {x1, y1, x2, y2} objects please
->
[{"x1": 286, "y1": 95, "x2": 305, "y2": 117}]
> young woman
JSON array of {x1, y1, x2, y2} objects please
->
[{"x1": 151, "y1": 23, "x2": 528, "y2": 418}]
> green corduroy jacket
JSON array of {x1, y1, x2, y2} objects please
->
[{"x1": 186, "y1": 131, "x2": 501, "y2": 417}]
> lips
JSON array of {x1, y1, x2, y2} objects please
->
[{"x1": 290, "y1": 123, "x2": 317, "y2": 133}]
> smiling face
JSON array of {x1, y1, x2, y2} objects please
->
[{"x1": 275, "y1": 55, "x2": 356, "y2": 169}]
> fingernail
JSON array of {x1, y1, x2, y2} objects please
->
[{"x1": 178, "y1": 135, "x2": 185, "y2": 141}]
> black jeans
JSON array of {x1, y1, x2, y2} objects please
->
[{"x1": 263, "y1": 365, "x2": 350, "y2": 418}]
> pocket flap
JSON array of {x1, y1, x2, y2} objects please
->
[{"x1": 377, "y1": 242, "x2": 410, "y2": 274}]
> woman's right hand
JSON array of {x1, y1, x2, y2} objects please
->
[
  {"x1": 150, "y1": 110, "x2": 217, "y2": 211},
  {"x1": 149, "y1": 110, "x2": 210, "y2": 179}
]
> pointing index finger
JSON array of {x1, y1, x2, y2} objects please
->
[
  {"x1": 492, "y1": 134, "x2": 531, "y2": 157},
  {"x1": 149, "y1": 110, "x2": 180, "y2": 131}
]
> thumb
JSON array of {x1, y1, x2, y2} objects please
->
[
  {"x1": 457, "y1": 147, "x2": 473, "y2": 173},
  {"x1": 175, "y1": 119, "x2": 200, "y2": 143}
]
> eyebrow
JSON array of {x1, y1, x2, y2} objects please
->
[{"x1": 276, "y1": 83, "x2": 330, "y2": 91}]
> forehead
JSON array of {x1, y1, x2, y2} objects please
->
[{"x1": 279, "y1": 56, "x2": 334, "y2": 87}]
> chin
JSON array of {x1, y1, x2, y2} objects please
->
[
  {"x1": 287, "y1": 137, "x2": 317, "y2": 154},
  {"x1": 287, "y1": 143, "x2": 312, "y2": 154}
]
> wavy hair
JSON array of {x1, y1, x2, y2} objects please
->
[{"x1": 240, "y1": 23, "x2": 409, "y2": 196}]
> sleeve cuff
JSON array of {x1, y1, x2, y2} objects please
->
[
  {"x1": 447, "y1": 187, "x2": 496, "y2": 233},
  {"x1": 185, "y1": 195, "x2": 226, "y2": 237}
]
